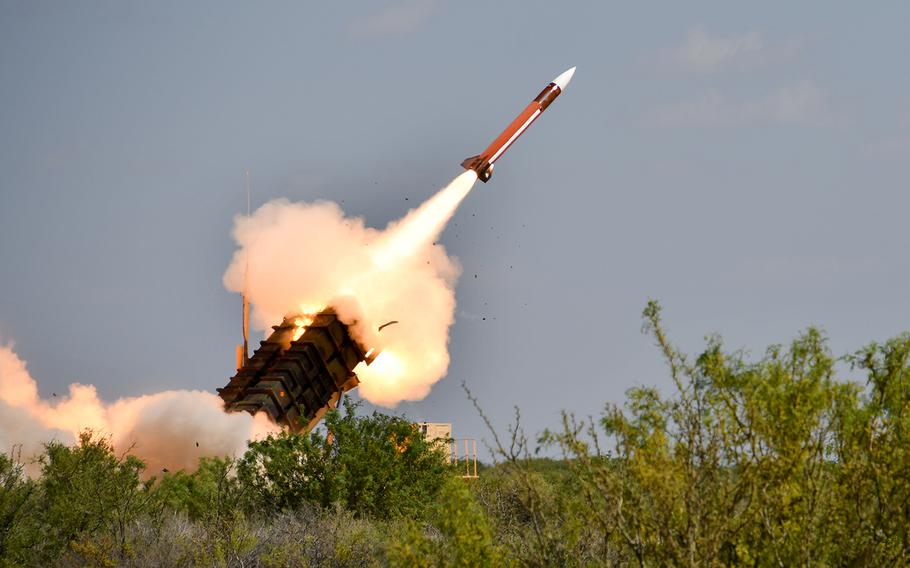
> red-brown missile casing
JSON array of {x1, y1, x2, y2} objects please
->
[{"x1": 462, "y1": 67, "x2": 575, "y2": 182}]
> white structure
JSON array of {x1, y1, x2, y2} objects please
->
[
  {"x1": 415, "y1": 422, "x2": 477, "y2": 478},
  {"x1": 416, "y1": 422, "x2": 452, "y2": 444}
]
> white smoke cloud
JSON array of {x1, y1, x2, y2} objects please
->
[
  {"x1": 0, "y1": 343, "x2": 278, "y2": 475},
  {"x1": 666, "y1": 27, "x2": 764, "y2": 73},
  {"x1": 658, "y1": 26, "x2": 802, "y2": 74},
  {"x1": 349, "y1": 0, "x2": 440, "y2": 39},
  {"x1": 223, "y1": 171, "x2": 477, "y2": 407},
  {"x1": 0, "y1": 171, "x2": 475, "y2": 472},
  {"x1": 0, "y1": 170, "x2": 477, "y2": 474},
  {"x1": 646, "y1": 81, "x2": 826, "y2": 128}
]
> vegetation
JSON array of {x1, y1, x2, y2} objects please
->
[{"x1": 1, "y1": 301, "x2": 910, "y2": 566}]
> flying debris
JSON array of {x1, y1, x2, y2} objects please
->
[
  {"x1": 219, "y1": 308, "x2": 378, "y2": 433},
  {"x1": 378, "y1": 320, "x2": 399, "y2": 332},
  {"x1": 462, "y1": 66, "x2": 576, "y2": 182}
]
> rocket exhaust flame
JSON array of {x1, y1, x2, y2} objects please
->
[
  {"x1": 223, "y1": 170, "x2": 478, "y2": 408},
  {"x1": 0, "y1": 69, "x2": 574, "y2": 463},
  {"x1": 371, "y1": 170, "x2": 477, "y2": 268},
  {"x1": 0, "y1": 171, "x2": 479, "y2": 470}
]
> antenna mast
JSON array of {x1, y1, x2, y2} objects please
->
[{"x1": 236, "y1": 170, "x2": 251, "y2": 370}]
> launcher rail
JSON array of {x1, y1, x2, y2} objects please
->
[{"x1": 218, "y1": 309, "x2": 369, "y2": 433}]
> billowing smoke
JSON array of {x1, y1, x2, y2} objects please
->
[
  {"x1": 0, "y1": 343, "x2": 278, "y2": 475},
  {"x1": 223, "y1": 171, "x2": 478, "y2": 407},
  {"x1": 0, "y1": 171, "x2": 476, "y2": 471}
]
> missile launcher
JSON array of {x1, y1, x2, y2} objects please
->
[{"x1": 218, "y1": 309, "x2": 374, "y2": 433}]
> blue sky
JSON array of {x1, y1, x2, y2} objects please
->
[{"x1": 1, "y1": 1, "x2": 908, "y2": 454}]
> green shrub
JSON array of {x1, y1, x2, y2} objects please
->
[
  {"x1": 238, "y1": 398, "x2": 450, "y2": 519},
  {"x1": 387, "y1": 476, "x2": 509, "y2": 567},
  {"x1": 3, "y1": 302, "x2": 910, "y2": 567},
  {"x1": 27, "y1": 432, "x2": 150, "y2": 566},
  {"x1": 0, "y1": 450, "x2": 36, "y2": 566}
]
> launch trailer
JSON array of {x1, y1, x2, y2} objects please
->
[{"x1": 218, "y1": 309, "x2": 371, "y2": 433}]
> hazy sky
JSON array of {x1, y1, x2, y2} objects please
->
[{"x1": 1, "y1": 1, "x2": 908, "y2": 457}]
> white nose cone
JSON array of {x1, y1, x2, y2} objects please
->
[{"x1": 552, "y1": 66, "x2": 576, "y2": 90}]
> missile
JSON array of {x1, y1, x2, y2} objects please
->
[{"x1": 461, "y1": 66, "x2": 576, "y2": 183}]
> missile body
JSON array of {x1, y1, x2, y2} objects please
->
[{"x1": 462, "y1": 67, "x2": 575, "y2": 182}]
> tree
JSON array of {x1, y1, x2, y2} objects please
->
[
  {"x1": 0, "y1": 449, "x2": 36, "y2": 565},
  {"x1": 481, "y1": 301, "x2": 898, "y2": 566},
  {"x1": 238, "y1": 398, "x2": 450, "y2": 519},
  {"x1": 831, "y1": 334, "x2": 910, "y2": 565},
  {"x1": 150, "y1": 456, "x2": 242, "y2": 522},
  {"x1": 31, "y1": 432, "x2": 151, "y2": 565},
  {"x1": 387, "y1": 477, "x2": 509, "y2": 568}
]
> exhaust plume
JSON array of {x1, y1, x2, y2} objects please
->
[
  {"x1": 0, "y1": 343, "x2": 278, "y2": 475},
  {"x1": 0, "y1": 171, "x2": 477, "y2": 470},
  {"x1": 223, "y1": 171, "x2": 478, "y2": 407}
]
